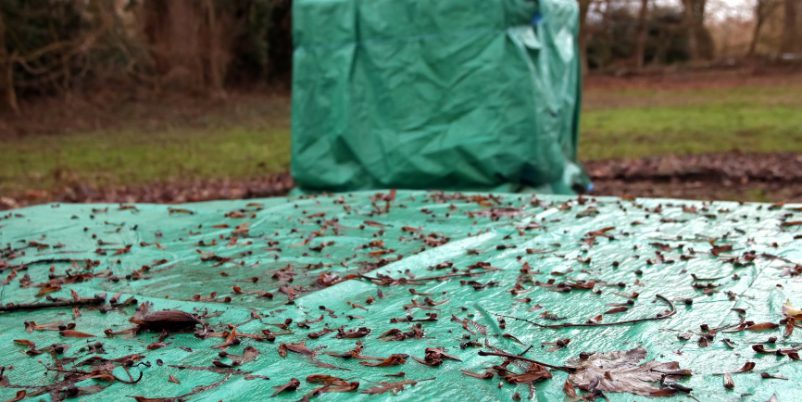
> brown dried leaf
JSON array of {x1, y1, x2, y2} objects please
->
[
  {"x1": 504, "y1": 362, "x2": 552, "y2": 384},
  {"x1": 336, "y1": 326, "x2": 371, "y2": 339},
  {"x1": 6, "y1": 390, "x2": 26, "y2": 402},
  {"x1": 360, "y1": 354, "x2": 408, "y2": 367},
  {"x1": 605, "y1": 306, "x2": 629, "y2": 315},
  {"x1": 325, "y1": 342, "x2": 364, "y2": 359},
  {"x1": 412, "y1": 347, "x2": 461, "y2": 367},
  {"x1": 279, "y1": 342, "x2": 315, "y2": 358},
  {"x1": 361, "y1": 380, "x2": 418, "y2": 395},
  {"x1": 60, "y1": 329, "x2": 95, "y2": 338},
  {"x1": 723, "y1": 373, "x2": 734, "y2": 389},
  {"x1": 13, "y1": 339, "x2": 36, "y2": 349},
  {"x1": 301, "y1": 375, "x2": 359, "y2": 400},
  {"x1": 563, "y1": 381, "x2": 577, "y2": 398},
  {"x1": 135, "y1": 310, "x2": 202, "y2": 332},
  {"x1": 566, "y1": 347, "x2": 688, "y2": 397},
  {"x1": 37, "y1": 285, "x2": 61, "y2": 296},
  {"x1": 271, "y1": 378, "x2": 300, "y2": 397},
  {"x1": 745, "y1": 322, "x2": 779, "y2": 331},
  {"x1": 230, "y1": 346, "x2": 260, "y2": 365},
  {"x1": 711, "y1": 244, "x2": 733, "y2": 256},
  {"x1": 784, "y1": 318, "x2": 795, "y2": 338}
]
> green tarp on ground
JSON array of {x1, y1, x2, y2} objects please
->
[
  {"x1": 2, "y1": 191, "x2": 802, "y2": 401},
  {"x1": 292, "y1": 0, "x2": 587, "y2": 193}
]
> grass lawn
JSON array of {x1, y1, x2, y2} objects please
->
[
  {"x1": 0, "y1": 94, "x2": 292, "y2": 195},
  {"x1": 580, "y1": 75, "x2": 802, "y2": 160},
  {"x1": 1, "y1": 72, "x2": 801, "y2": 196}
]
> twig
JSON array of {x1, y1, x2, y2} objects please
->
[
  {"x1": 762, "y1": 253, "x2": 802, "y2": 266},
  {"x1": 114, "y1": 369, "x2": 143, "y2": 384},
  {"x1": 477, "y1": 350, "x2": 575, "y2": 372},
  {"x1": 690, "y1": 273, "x2": 727, "y2": 282},
  {"x1": 494, "y1": 294, "x2": 675, "y2": 329},
  {"x1": 0, "y1": 296, "x2": 105, "y2": 313},
  {"x1": 360, "y1": 271, "x2": 485, "y2": 285},
  {"x1": 1, "y1": 258, "x2": 91, "y2": 271}
]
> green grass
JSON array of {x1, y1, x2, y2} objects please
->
[
  {"x1": 0, "y1": 127, "x2": 291, "y2": 194},
  {"x1": 1, "y1": 76, "x2": 802, "y2": 195},
  {"x1": 580, "y1": 80, "x2": 802, "y2": 160},
  {"x1": 0, "y1": 94, "x2": 292, "y2": 195}
]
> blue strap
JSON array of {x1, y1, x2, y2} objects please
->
[{"x1": 531, "y1": 11, "x2": 543, "y2": 26}]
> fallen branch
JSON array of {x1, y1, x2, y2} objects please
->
[
  {"x1": 493, "y1": 294, "x2": 675, "y2": 329},
  {"x1": 0, "y1": 296, "x2": 105, "y2": 313}
]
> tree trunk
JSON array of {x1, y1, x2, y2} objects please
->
[
  {"x1": 681, "y1": 0, "x2": 707, "y2": 60},
  {"x1": 202, "y1": 0, "x2": 224, "y2": 95},
  {"x1": 0, "y1": 11, "x2": 19, "y2": 114},
  {"x1": 141, "y1": 0, "x2": 237, "y2": 93},
  {"x1": 748, "y1": 0, "x2": 766, "y2": 57},
  {"x1": 634, "y1": 0, "x2": 649, "y2": 69},
  {"x1": 781, "y1": 0, "x2": 799, "y2": 54},
  {"x1": 578, "y1": 0, "x2": 592, "y2": 75}
]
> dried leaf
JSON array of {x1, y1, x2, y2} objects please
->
[
  {"x1": 271, "y1": 378, "x2": 300, "y2": 397},
  {"x1": 135, "y1": 310, "x2": 202, "y2": 332},
  {"x1": 133, "y1": 397, "x2": 172, "y2": 402},
  {"x1": 412, "y1": 348, "x2": 462, "y2": 367},
  {"x1": 361, "y1": 380, "x2": 418, "y2": 395},
  {"x1": 711, "y1": 244, "x2": 733, "y2": 256},
  {"x1": 278, "y1": 342, "x2": 315, "y2": 358},
  {"x1": 231, "y1": 346, "x2": 260, "y2": 365},
  {"x1": 325, "y1": 342, "x2": 364, "y2": 359},
  {"x1": 738, "y1": 361, "x2": 755, "y2": 372},
  {"x1": 60, "y1": 329, "x2": 95, "y2": 338},
  {"x1": 586, "y1": 314, "x2": 603, "y2": 324},
  {"x1": 37, "y1": 285, "x2": 61, "y2": 296},
  {"x1": 301, "y1": 375, "x2": 359, "y2": 400},
  {"x1": 563, "y1": 381, "x2": 577, "y2": 398},
  {"x1": 783, "y1": 299, "x2": 802, "y2": 319},
  {"x1": 504, "y1": 362, "x2": 552, "y2": 384},
  {"x1": 6, "y1": 390, "x2": 26, "y2": 402},
  {"x1": 605, "y1": 306, "x2": 629, "y2": 314},
  {"x1": 745, "y1": 322, "x2": 779, "y2": 331},
  {"x1": 13, "y1": 339, "x2": 35, "y2": 349},
  {"x1": 336, "y1": 326, "x2": 371, "y2": 339},
  {"x1": 360, "y1": 354, "x2": 408, "y2": 367},
  {"x1": 723, "y1": 372, "x2": 734, "y2": 389},
  {"x1": 761, "y1": 372, "x2": 788, "y2": 380},
  {"x1": 566, "y1": 347, "x2": 688, "y2": 397}
]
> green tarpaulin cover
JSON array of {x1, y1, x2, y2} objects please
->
[
  {"x1": 292, "y1": 0, "x2": 587, "y2": 193},
  {"x1": 2, "y1": 191, "x2": 802, "y2": 401}
]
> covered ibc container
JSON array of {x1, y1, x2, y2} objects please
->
[{"x1": 292, "y1": 0, "x2": 588, "y2": 193}]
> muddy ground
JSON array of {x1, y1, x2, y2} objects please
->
[{"x1": 3, "y1": 152, "x2": 801, "y2": 210}]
